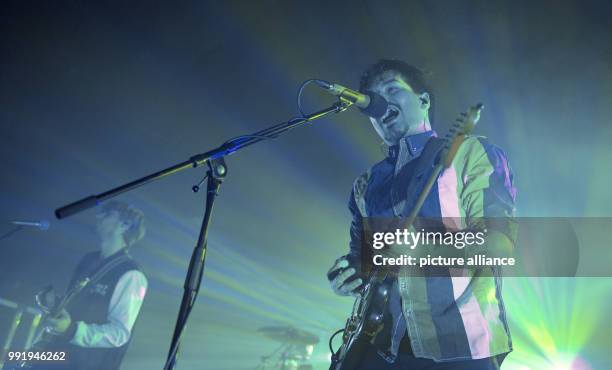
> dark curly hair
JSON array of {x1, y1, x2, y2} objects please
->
[{"x1": 359, "y1": 59, "x2": 434, "y2": 123}]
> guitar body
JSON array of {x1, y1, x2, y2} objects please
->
[
  {"x1": 10, "y1": 278, "x2": 90, "y2": 370},
  {"x1": 330, "y1": 277, "x2": 389, "y2": 370}
]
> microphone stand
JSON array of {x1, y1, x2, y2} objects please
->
[{"x1": 53, "y1": 99, "x2": 353, "y2": 370}]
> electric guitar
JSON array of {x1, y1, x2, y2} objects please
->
[
  {"x1": 329, "y1": 104, "x2": 484, "y2": 370},
  {"x1": 10, "y1": 277, "x2": 90, "y2": 369}
]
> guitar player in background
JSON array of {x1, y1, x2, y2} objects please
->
[
  {"x1": 327, "y1": 60, "x2": 517, "y2": 369},
  {"x1": 28, "y1": 201, "x2": 147, "y2": 370}
]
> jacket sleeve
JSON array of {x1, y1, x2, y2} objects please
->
[
  {"x1": 69, "y1": 270, "x2": 147, "y2": 348},
  {"x1": 460, "y1": 137, "x2": 518, "y2": 244}
]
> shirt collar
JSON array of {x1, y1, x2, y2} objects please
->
[{"x1": 387, "y1": 130, "x2": 437, "y2": 160}]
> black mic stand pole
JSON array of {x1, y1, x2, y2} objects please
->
[
  {"x1": 163, "y1": 156, "x2": 225, "y2": 370},
  {"x1": 54, "y1": 100, "x2": 352, "y2": 370}
]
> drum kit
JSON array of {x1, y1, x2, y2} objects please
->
[{"x1": 254, "y1": 326, "x2": 319, "y2": 370}]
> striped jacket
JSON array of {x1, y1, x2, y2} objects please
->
[{"x1": 347, "y1": 130, "x2": 517, "y2": 362}]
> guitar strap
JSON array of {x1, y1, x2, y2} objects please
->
[
  {"x1": 366, "y1": 135, "x2": 446, "y2": 283},
  {"x1": 396, "y1": 136, "x2": 446, "y2": 218},
  {"x1": 26, "y1": 252, "x2": 133, "y2": 355},
  {"x1": 68, "y1": 251, "x2": 132, "y2": 296}
]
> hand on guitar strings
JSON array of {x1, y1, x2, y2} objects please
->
[{"x1": 46, "y1": 309, "x2": 72, "y2": 334}]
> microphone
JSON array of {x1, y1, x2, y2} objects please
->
[
  {"x1": 314, "y1": 80, "x2": 388, "y2": 118},
  {"x1": 10, "y1": 220, "x2": 50, "y2": 230}
]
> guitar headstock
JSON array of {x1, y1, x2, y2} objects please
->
[
  {"x1": 443, "y1": 103, "x2": 483, "y2": 143},
  {"x1": 441, "y1": 103, "x2": 484, "y2": 167}
]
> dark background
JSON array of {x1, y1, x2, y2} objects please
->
[{"x1": 1, "y1": 1, "x2": 611, "y2": 369}]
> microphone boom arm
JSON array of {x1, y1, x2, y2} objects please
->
[{"x1": 54, "y1": 100, "x2": 352, "y2": 219}]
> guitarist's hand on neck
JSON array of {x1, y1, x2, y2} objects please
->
[{"x1": 46, "y1": 309, "x2": 72, "y2": 335}]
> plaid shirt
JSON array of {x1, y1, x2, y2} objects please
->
[{"x1": 347, "y1": 130, "x2": 516, "y2": 362}]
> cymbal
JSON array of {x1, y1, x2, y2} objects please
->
[{"x1": 257, "y1": 325, "x2": 319, "y2": 345}]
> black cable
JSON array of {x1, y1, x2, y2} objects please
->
[
  {"x1": 222, "y1": 116, "x2": 305, "y2": 147},
  {"x1": 297, "y1": 78, "x2": 331, "y2": 117},
  {"x1": 329, "y1": 328, "x2": 344, "y2": 354},
  {"x1": 222, "y1": 78, "x2": 331, "y2": 149},
  {"x1": 223, "y1": 134, "x2": 274, "y2": 146},
  {"x1": 163, "y1": 291, "x2": 198, "y2": 370}
]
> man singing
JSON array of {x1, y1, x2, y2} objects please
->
[
  {"x1": 34, "y1": 201, "x2": 147, "y2": 370},
  {"x1": 328, "y1": 60, "x2": 516, "y2": 369}
]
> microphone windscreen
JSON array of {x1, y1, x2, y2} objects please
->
[{"x1": 360, "y1": 92, "x2": 388, "y2": 119}]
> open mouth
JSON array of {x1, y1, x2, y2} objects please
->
[{"x1": 382, "y1": 106, "x2": 400, "y2": 124}]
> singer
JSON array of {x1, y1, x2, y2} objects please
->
[
  {"x1": 28, "y1": 201, "x2": 148, "y2": 370},
  {"x1": 327, "y1": 60, "x2": 517, "y2": 369}
]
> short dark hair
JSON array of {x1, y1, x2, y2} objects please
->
[
  {"x1": 100, "y1": 201, "x2": 146, "y2": 247},
  {"x1": 359, "y1": 59, "x2": 434, "y2": 123}
]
